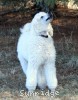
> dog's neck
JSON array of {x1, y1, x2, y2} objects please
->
[
  {"x1": 31, "y1": 23, "x2": 50, "y2": 38},
  {"x1": 40, "y1": 34, "x2": 48, "y2": 38},
  {"x1": 39, "y1": 31, "x2": 48, "y2": 38}
]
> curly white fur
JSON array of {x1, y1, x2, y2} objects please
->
[{"x1": 17, "y1": 12, "x2": 58, "y2": 91}]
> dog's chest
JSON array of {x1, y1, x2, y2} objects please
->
[{"x1": 29, "y1": 36, "x2": 55, "y2": 55}]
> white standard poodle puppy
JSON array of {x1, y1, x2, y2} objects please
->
[{"x1": 17, "y1": 12, "x2": 58, "y2": 92}]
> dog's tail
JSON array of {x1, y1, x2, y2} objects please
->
[{"x1": 20, "y1": 23, "x2": 31, "y2": 34}]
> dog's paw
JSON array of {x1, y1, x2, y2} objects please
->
[
  {"x1": 25, "y1": 81, "x2": 36, "y2": 92},
  {"x1": 25, "y1": 85, "x2": 36, "y2": 92}
]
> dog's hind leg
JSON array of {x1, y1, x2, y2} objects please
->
[
  {"x1": 18, "y1": 55, "x2": 28, "y2": 76},
  {"x1": 37, "y1": 66, "x2": 46, "y2": 90}
]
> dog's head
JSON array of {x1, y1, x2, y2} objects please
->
[
  {"x1": 32, "y1": 12, "x2": 52, "y2": 24},
  {"x1": 31, "y1": 12, "x2": 53, "y2": 32}
]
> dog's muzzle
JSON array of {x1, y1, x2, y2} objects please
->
[{"x1": 46, "y1": 12, "x2": 53, "y2": 21}]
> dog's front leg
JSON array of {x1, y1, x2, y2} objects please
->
[
  {"x1": 44, "y1": 61, "x2": 58, "y2": 92},
  {"x1": 26, "y1": 62, "x2": 38, "y2": 92}
]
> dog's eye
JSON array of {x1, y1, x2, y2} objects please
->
[{"x1": 41, "y1": 16, "x2": 44, "y2": 18}]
